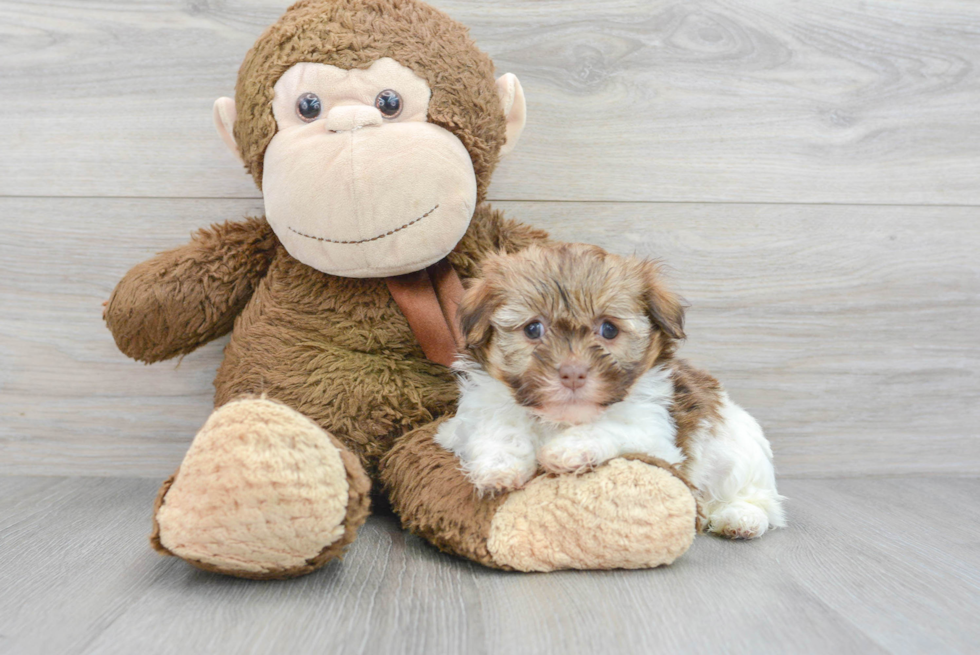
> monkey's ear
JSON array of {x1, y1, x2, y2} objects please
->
[
  {"x1": 213, "y1": 97, "x2": 244, "y2": 164},
  {"x1": 495, "y1": 74, "x2": 526, "y2": 158},
  {"x1": 458, "y1": 278, "x2": 496, "y2": 362},
  {"x1": 641, "y1": 262, "x2": 686, "y2": 341}
]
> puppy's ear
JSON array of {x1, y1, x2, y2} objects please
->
[
  {"x1": 641, "y1": 261, "x2": 686, "y2": 340},
  {"x1": 458, "y1": 277, "x2": 496, "y2": 362}
]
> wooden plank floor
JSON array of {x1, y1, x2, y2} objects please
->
[{"x1": 1, "y1": 475, "x2": 978, "y2": 655}]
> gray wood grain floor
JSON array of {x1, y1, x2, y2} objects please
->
[{"x1": 1, "y1": 475, "x2": 978, "y2": 655}]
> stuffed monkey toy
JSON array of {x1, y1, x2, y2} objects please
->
[{"x1": 105, "y1": 0, "x2": 698, "y2": 579}]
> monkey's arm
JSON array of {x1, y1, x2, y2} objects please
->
[{"x1": 105, "y1": 217, "x2": 278, "y2": 363}]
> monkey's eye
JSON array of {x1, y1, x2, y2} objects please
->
[
  {"x1": 523, "y1": 321, "x2": 544, "y2": 340},
  {"x1": 599, "y1": 321, "x2": 619, "y2": 340},
  {"x1": 375, "y1": 89, "x2": 402, "y2": 118},
  {"x1": 296, "y1": 93, "x2": 322, "y2": 122}
]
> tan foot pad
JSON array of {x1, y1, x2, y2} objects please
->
[
  {"x1": 487, "y1": 459, "x2": 697, "y2": 572},
  {"x1": 153, "y1": 398, "x2": 356, "y2": 579}
]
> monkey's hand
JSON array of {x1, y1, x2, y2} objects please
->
[{"x1": 105, "y1": 217, "x2": 277, "y2": 363}]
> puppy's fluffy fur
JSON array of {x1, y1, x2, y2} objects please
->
[{"x1": 436, "y1": 243, "x2": 786, "y2": 539}]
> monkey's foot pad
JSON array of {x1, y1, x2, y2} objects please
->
[
  {"x1": 151, "y1": 398, "x2": 367, "y2": 579},
  {"x1": 487, "y1": 459, "x2": 697, "y2": 572}
]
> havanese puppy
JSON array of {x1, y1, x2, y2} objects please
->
[{"x1": 435, "y1": 242, "x2": 786, "y2": 539}]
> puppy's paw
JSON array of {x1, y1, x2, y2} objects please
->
[
  {"x1": 706, "y1": 501, "x2": 770, "y2": 539},
  {"x1": 465, "y1": 459, "x2": 537, "y2": 496},
  {"x1": 538, "y1": 436, "x2": 612, "y2": 475}
]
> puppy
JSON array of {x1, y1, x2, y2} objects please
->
[{"x1": 435, "y1": 243, "x2": 786, "y2": 539}]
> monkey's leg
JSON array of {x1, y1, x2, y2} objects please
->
[
  {"x1": 381, "y1": 417, "x2": 699, "y2": 572},
  {"x1": 151, "y1": 398, "x2": 371, "y2": 579}
]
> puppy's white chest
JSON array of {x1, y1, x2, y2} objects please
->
[
  {"x1": 534, "y1": 368, "x2": 684, "y2": 468},
  {"x1": 435, "y1": 365, "x2": 685, "y2": 495}
]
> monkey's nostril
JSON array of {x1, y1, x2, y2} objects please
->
[{"x1": 558, "y1": 363, "x2": 588, "y2": 391}]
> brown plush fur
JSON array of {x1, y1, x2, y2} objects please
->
[
  {"x1": 380, "y1": 417, "x2": 511, "y2": 569},
  {"x1": 207, "y1": 205, "x2": 546, "y2": 479},
  {"x1": 107, "y1": 205, "x2": 545, "y2": 479},
  {"x1": 234, "y1": 0, "x2": 506, "y2": 198},
  {"x1": 105, "y1": 217, "x2": 278, "y2": 363}
]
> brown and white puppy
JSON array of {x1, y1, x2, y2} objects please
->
[{"x1": 435, "y1": 243, "x2": 786, "y2": 539}]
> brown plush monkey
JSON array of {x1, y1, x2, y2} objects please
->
[{"x1": 105, "y1": 0, "x2": 698, "y2": 579}]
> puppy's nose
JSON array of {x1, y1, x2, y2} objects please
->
[{"x1": 559, "y1": 363, "x2": 588, "y2": 391}]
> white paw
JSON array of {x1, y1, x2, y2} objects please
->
[
  {"x1": 465, "y1": 458, "x2": 537, "y2": 496},
  {"x1": 537, "y1": 436, "x2": 612, "y2": 475},
  {"x1": 706, "y1": 502, "x2": 770, "y2": 539}
]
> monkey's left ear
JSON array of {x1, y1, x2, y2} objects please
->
[
  {"x1": 213, "y1": 97, "x2": 244, "y2": 164},
  {"x1": 495, "y1": 74, "x2": 526, "y2": 158}
]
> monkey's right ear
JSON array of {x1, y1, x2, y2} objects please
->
[
  {"x1": 458, "y1": 278, "x2": 496, "y2": 362},
  {"x1": 213, "y1": 97, "x2": 244, "y2": 164},
  {"x1": 495, "y1": 74, "x2": 526, "y2": 159}
]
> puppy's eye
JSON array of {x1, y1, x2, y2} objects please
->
[
  {"x1": 375, "y1": 89, "x2": 402, "y2": 118},
  {"x1": 523, "y1": 321, "x2": 544, "y2": 340},
  {"x1": 599, "y1": 321, "x2": 619, "y2": 340},
  {"x1": 296, "y1": 93, "x2": 322, "y2": 122}
]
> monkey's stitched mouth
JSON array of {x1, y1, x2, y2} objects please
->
[{"x1": 288, "y1": 204, "x2": 439, "y2": 245}]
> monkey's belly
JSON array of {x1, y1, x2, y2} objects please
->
[{"x1": 213, "y1": 271, "x2": 457, "y2": 477}]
